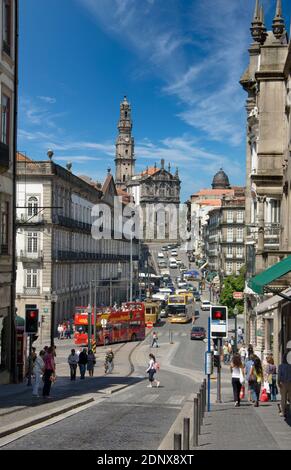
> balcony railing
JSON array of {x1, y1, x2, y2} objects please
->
[
  {"x1": 24, "y1": 287, "x2": 40, "y2": 296},
  {"x1": 19, "y1": 250, "x2": 43, "y2": 261},
  {"x1": 55, "y1": 250, "x2": 139, "y2": 262},
  {"x1": 16, "y1": 213, "x2": 45, "y2": 225}
]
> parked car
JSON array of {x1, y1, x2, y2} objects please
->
[
  {"x1": 171, "y1": 250, "x2": 178, "y2": 256},
  {"x1": 201, "y1": 300, "x2": 211, "y2": 311},
  {"x1": 162, "y1": 246, "x2": 168, "y2": 251},
  {"x1": 158, "y1": 252, "x2": 164, "y2": 258},
  {"x1": 190, "y1": 326, "x2": 206, "y2": 340}
]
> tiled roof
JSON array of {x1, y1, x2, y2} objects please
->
[
  {"x1": 198, "y1": 199, "x2": 222, "y2": 207},
  {"x1": 16, "y1": 152, "x2": 33, "y2": 162},
  {"x1": 141, "y1": 167, "x2": 159, "y2": 177}
]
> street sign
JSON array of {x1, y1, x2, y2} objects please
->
[
  {"x1": 101, "y1": 319, "x2": 107, "y2": 328},
  {"x1": 233, "y1": 292, "x2": 243, "y2": 300},
  {"x1": 146, "y1": 321, "x2": 153, "y2": 329},
  {"x1": 210, "y1": 305, "x2": 228, "y2": 338},
  {"x1": 205, "y1": 351, "x2": 213, "y2": 375}
]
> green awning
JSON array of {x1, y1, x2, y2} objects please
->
[{"x1": 248, "y1": 256, "x2": 291, "y2": 295}]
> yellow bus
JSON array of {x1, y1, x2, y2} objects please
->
[
  {"x1": 167, "y1": 293, "x2": 195, "y2": 324},
  {"x1": 144, "y1": 300, "x2": 160, "y2": 326}
]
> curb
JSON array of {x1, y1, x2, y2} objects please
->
[{"x1": 0, "y1": 397, "x2": 94, "y2": 439}]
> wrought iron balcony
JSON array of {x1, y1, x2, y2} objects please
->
[{"x1": 23, "y1": 287, "x2": 40, "y2": 296}]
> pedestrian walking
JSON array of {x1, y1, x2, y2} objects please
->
[
  {"x1": 265, "y1": 356, "x2": 277, "y2": 402},
  {"x1": 146, "y1": 353, "x2": 160, "y2": 388},
  {"x1": 78, "y1": 348, "x2": 88, "y2": 379},
  {"x1": 104, "y1": 348, "x2": 114, "y2": 374},
  {"x1": 249, "y1": 356, "x2": 263, "y2": 407},
  {"x1": 32, "y1": 350, "x2": 45, "y2": 397},
  {"x1": 230, "y1": 353, "x2": 245, "y2": 407},
  {"x1": 237, "y1": 326, "x2": 243, "y2": 343},
  {"x1": 87, "y1": 349, "x2": 96, "y2": 377},
  {"x1": 223, "y1": 342, "x2": 230, "y2": 364},
  {"x1": 68, "y1": 349, "x2": 79, "y2": 381},
  {"x1": 57, "y1": 324, "x2": 63, "y2": 340},
  {"x1": 247, "y1": 344, "x2": 254, "y2": 360},
  {"x1": 278, "y1": 352, "x2": 291, "y2": 418},
  {"x1": 42, "y1": 346, "x2": 56, "y2": 399},
  {"x1": 151, "y1": 331, "x2": 159, "y2": 348},
  {"x1": 245, "y1": 354, "x2": 256, "y2": 403},
  {"x1": 239, "y1": 343, "x2": 247, "y2": 365}
]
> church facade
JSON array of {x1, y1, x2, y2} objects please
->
[{"x1": 115, "y1": 97, "x2": 181, "y2": 243}]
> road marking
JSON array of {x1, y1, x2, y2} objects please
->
[
  {"x1": 181, "y1": 333, "x2": 187, "y2": 337},
  {"x1": 166, "y1": 395, "x2": 185, "y2": 405},
  {"x1": 112, "y1": 392, "x2": 134, "y2": 402},
  {"x1": 142, "y1": 394, "x2": 159, "y2": 403}
]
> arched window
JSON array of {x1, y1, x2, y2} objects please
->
[{"x1": 27, "y1": 196, "x2": 38, "y2": 217}]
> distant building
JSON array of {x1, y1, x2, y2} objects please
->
[
  {"x1": 190, "y1": 170, "x2": 236, "y2": 261},
  {"x1": 115, "y1": 97, "x2": 181, "y2": 243},
  {"x1": 204, "y1": 188, "x2": 246, "y2": 277}
]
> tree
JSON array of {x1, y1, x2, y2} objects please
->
[{"x1": 219, "y1": 266, "x2": 245, "y2": 316}]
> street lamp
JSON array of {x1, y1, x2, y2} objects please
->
[
  {"x1": 233, "y1": 305, "x2": 239, "y2": 354},
  {"x1": 87, "y1": 303, "x2": 92, "y2": 351},
  {"x1": 117, "y1": 262, "x2": 122, "y2": 306},
  {"x1": 50, "y1": 292, "x2": 58, "y2": 347}
]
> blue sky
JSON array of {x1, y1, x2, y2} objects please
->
[{"x1": 18, "y1": 0, "x2": 290, "y2": 200}]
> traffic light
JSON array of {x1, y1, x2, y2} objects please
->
[
  {"x1": 25, "y1": 308, "x2": 39, "y2": 334},
  {"x1": 211, "y1": 306, "x2": 227, "y2": 322}
]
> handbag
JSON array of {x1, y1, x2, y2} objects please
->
[
  {"x1": 260, "y1": 388, "x2": 269, "y2": 402},
  {"x1": 263, "y1": 381, "x2": 270, "y2": 394},
  {"x1": 240, "y1": 385, "x2": 245, "y2": 399}
]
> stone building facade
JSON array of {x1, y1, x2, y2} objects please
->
[
  {"x1": 204, "y1": 188, "x2": 246, "y2": 277},
  {"x1": 0, "y1": 0, "x2": 17, "y2": 384},
  {"x1": 190, "y1": 170, "x2": 236, "y2": 262},
  {"x1": 16, "y1": 153, "x2": 139, "y2": 343},
  {"x1": 240, "y1": 0, "x2": 291, "y2": 363}
]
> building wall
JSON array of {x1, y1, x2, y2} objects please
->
[{"x1": 0, "y1": 0, "x2": 17, "y2": 383}]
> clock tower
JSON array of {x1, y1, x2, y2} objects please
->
[{"x1": 115, "y1": 96, "x2": 135, "y2": 190}]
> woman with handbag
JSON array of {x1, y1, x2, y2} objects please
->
[
  {"x1": 249, "y1": 357, "x2": 263, "y2": 407},
  {"x1": 230, "y1": 353, "x2": 245, "y2": 407},
  {"x1": 265, "y1": 356, "x2": 277, "y2": 401}
]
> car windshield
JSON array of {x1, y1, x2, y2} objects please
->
[{"x1": 192, "y1": 327, "x2": 204, "y2": 332}]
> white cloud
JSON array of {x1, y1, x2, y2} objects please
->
[
  {"x1": 77, "y1": 0, "x2": 254, "y2": 146},
  {"x1": 38, "y1": 96, "x2": 57, "y2": 104}
]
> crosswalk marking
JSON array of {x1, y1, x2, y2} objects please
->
[
  {"x1": 166, "y1": 395, "x2": 185, "y2": 405},
  {"x1": 142, "y1": 394, "x2": 159, "y2": 403}
]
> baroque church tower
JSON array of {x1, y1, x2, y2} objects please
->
[{"x1": 115, "y1": 96, "x2": 135, "y2": 190}]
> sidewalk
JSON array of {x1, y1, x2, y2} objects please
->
[
  {"x1": 0, "y1": 339, "x2": 142, "y2": 440},
  {"x1": 197, "y1": 386, "x2": 291, "y2": 450}
]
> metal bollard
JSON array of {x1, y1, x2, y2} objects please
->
[
  {"x1": 199, "y1": 387, "x2": 204, "y2": 426},
  {"x1": 174, "y1": 433, "x2": 182, "y2": 450},
  {"x1": 193, "y1": 397, "x2": 199, "y2": 447},
  {"x1": 197, "y1": 392, "x2": 201, "y2": 435},
  {"x1": 183, "y1": 417, "x2": 190, "y2": 450},
  {"x1": 203, "y1": 379, "x2": 207, "y2": 413}
]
